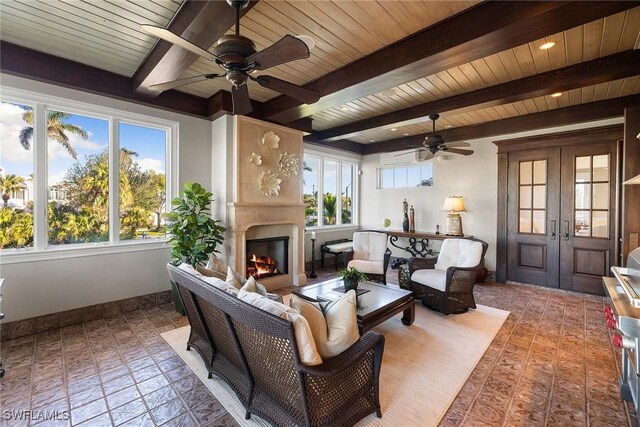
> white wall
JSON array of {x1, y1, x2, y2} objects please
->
[
  {"x1": 0, "y1": 74, "x2": 214, "y2": 322},
  {"x1": 360, "y1": 140, "x2": 499, "y2": 271}
]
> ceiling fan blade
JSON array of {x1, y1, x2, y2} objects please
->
[
  {"x1": 232, "y1": 84, "x2": 253, "y2": 115},
  {"x1": 141, "y1": 25, "x2": 219, "y2": 62},
  {"x1": 254, "y1": 75, "x2": 319, "y2": 104},
  {"x1": 149, "y1": 74, "x2": 222, "y2": 92},
  {"x1": 445, "y1": 148, "x2": 474, "y2": 156},
  {"x1": 420, "y1": 151, "x2": 435, "y2": 161},
  {"x1": 442, "y1": 141, "x2": 470, "y2": 148},
  {"x1": 248, "y1": 35, "x2": 310, "y2": 71}
]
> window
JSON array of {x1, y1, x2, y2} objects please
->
[
  {"x1": 303, "y1": 154, "x2": 358, "y2": 229},
  {"x1": 1, "y1": 93, "x2": 175, "y2": 255},
  {"x1": 378, "y1": 164, "x2": 433, "y2": 188}
]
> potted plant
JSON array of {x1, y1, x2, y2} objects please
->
[
  {"x1": 165, "y1": 182, "x2": 226, "y2": 313},
  {"x1": 338, "y1": 267, "x2": 368, "y2": 292}
]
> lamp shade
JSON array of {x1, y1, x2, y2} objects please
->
[{"x1": 442, "y1": 196, "x2": 466, "y2": 212}]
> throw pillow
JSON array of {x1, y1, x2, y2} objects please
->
[
  {"x1": 226, "y1": 266, "x2": 247, "y2": 289},
  {"x1": 239, "y1": 276, "x2": 267, "y2": 296},
  {"x1": 196, "y1": 266, "x2": 226, "y2": 281},
  {"x1": 290, "y1": 291, "x2": 359, "y2": 359},
  {"x1": 237, "y1": 290, "x2": 323, "y2": 366},
  {"x1": 205, "y1": 255, "x2": 226, "y2": 274}
]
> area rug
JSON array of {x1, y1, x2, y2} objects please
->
[{"x1": 161, "y1": 302, "x2": 509, "y2": 427}]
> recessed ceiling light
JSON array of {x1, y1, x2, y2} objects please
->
[
  {"x1": 341, "y1": 106, "x2": 349, "y2": 111},
  {"x1": 369, "y1": 139, "x2": 376, "y2": 142},
  {"x1": 550, "y1": 92, "x2": 562, "y2": 97},
  {"x1": 295, "y1": 35, "x2": 316, "y2": 50},
  {"x1": 390, "y1": 128, "x2": 397, "y2": 132},
  {"x1": 444, "y1": 124, "x2": 452, "y2": 128},
  {"x1": 539, "y1": 41, "x2": 556, "y2": 50},
  {"x1": 379, "y1": 89, "x2": 397, "y2": 97},
  {"x1": 403, "y1": 133, "x2": 409, "y2": 136}
]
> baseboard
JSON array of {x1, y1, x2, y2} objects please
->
[{"x1": 0, "y1": 289, "x2": 174, "y2": 342}]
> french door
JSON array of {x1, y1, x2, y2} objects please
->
[{"x1": 506, "y1": 141, "x2": 618, "y2": 294}]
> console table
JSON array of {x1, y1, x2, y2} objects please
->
[{"x1": 384, "y1": 230, "x2": 472, "y2": 258}]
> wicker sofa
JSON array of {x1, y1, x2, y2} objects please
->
[{"x1": 167, "y1": 263, "x2": 385, "y2": 426}]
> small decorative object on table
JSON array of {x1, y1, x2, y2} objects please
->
[
  {"x1": 409, "y1": 204, "x2": 415, "y2": 233},
  {"x1": 402, "y1": 198, "x2": 409, "y2": 232},
  {"x1": 382, "y1": 218, "x2": 391, "y2": 230},
  {"x1": 338, "y1": 266, "x2": 368, "y2": 292}
]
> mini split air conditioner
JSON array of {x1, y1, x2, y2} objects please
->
[{"x1": 380, "y1": 149, "x2": 427, "y2": 166}]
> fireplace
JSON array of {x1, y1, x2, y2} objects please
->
[{"x1": 246, "y1": 236, "x2": 289, "y2": 280}]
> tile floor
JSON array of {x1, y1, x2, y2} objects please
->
[{"x1": 0, "y1": 266, "x2": 637, "y2": 426}]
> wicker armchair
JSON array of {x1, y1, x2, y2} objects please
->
[
  {"x1": 344, "y1": 231, "x2": 391, "y2": 284},
  {"x1": 408, "y1": 238, "x2": 488, "y2": 315},
  {"x1": 167, "y1": 264, "x2": 385, "y2": 426}
]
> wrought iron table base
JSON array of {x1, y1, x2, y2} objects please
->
[{"x1": 389, "y1": 235, "x2": 433, "y2": 257}]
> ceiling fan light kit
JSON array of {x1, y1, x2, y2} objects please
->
[{"x1": 141, "y1": 0, "x2": 320, "y2": 115}]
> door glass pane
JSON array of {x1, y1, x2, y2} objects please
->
[
  {"x1": 592, "y1": 211, "x2": 608, "y2": 238},
  {"x1": 519, "y1": 186, "x2": 532, "y2": 209},
  {"x1": 592, "y1": 183, "x2": 608, "y2": 210},
  {"x1": 520, "y1": 161, "x2": 532, "y2": 185},
  {"x1": 533, "y1": 160, "x2": 546, "y2": 184},
  {"x1": 576, "y1": 156, "x2": 591, "y2": 182},
  {"x1": 575, "y1": 211, "x2": 590, "y2": 237},
  {"x1": 575, "y1": 183, "x2": 591, "y2": 209},
  {"x1": 533, "y1": 210, "x2": 546, "y2": 234},
  {"x1": 533, "y1": 185, "x2": 546, "y2": 209},
  {"x1": 592, "y1": 154, "x2": 609, "y2": 181},
  {"x1": 519, "y1": 210, "x2": 531, "y2": 233}
]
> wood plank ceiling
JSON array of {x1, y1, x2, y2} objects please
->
[{"x1": 0, "y1": 1, "x2": 638, "y2": 154}]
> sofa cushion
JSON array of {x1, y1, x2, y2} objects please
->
[
  {"x1": 352, "y1": 232, "x2": 388, "y2": 262},
  {"x1": 178, "y1": 262, "x2": 203, "y2": 277},
  {"x1": 435, "y1": 239, "x2": 483, "y2": 271},
  {"x1": 178, "y1": 263, "x2": 237, "y2": 296},
  {"x1": 196, "y1": 266, "x2": 227, "y2": 281},
  {"x1": 290, "y1": 291, "x2": 359, "y2": 359},
  {"x1": 347, "y1": 259, "x2": 384, "y2": 275},
  {"x1": 240, "y1": 276, "x2": 267, "y2": 296},
  {"x1": 411, "y1": 268, "x2": 447, "y2": 292},
  {"x1": 325, "y1": 242, "x2": 353, "y2": 253},
  {"x1": 238, "y1": 290, "x2": 323, "y2": 366}
]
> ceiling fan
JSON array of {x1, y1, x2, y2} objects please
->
[
  {"x1": 412, "y1": 113, "x2": 473, "y2": 160},
  {"x1": 141, "y1": 0, "x2": 320, "y2": 115}
]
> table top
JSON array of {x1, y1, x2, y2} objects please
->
[
  {"x1": 292, "y1": 278, "x2": 413, "y2": 319},
  {"x1": 384, "y1": 230, "x2": 471, "y2": 239}
]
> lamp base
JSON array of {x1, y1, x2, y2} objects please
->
[{"x1": 445, "y1": 213, "x2": 463, "y2": 236}]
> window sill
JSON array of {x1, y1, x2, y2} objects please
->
[
  {"x1": 306, "y1": 225, "x2": 360, "y2": 234},
  {"x1": 0, "y1": 240, "x2": 170, "y2": 265}
]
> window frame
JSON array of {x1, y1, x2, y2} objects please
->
[
  {"x1": 1, "y1": 87, "x2": 178, "y2": 264},
  {"x1": 377, "y1": 163, "x2": 434, "y2": 189},
  {"x1": 303, "y1": 149, "x2": 359, "y2": 231}
]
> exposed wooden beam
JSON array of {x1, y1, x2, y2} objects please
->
[
  {"x1": 132, "y1": 0, "x2": 258, "y2": 96},
  {"x1": 0, "y1": 41, "x2": 210, "y2": 117},
  {"x1": 316, "y1": 50, "x2": 640, "y2": 142},
  {"x1": 303, "y1": 135, "x2": 367, "y2": 155},
  {"x1": 262, "y1": 1, "x2": 639, "y2": 123},
  {"x1": 364, "y1": 94, "x2": 640, "y2": 154}
]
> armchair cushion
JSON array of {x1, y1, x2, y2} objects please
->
[
  {"x1": 347, "y1": 259, "x2": 385, "y2": 275},
  {"x1": 435, "y1": 239, "x2": 483, "y2": 271},
  {"x1": 410, "y1": 269, "x2": 447, "y2": 292},
  {"x1": 352, "y1": 232, "x2": 388, "y2": 262},
  {"x1": 290, "y1": 291, "x2": 359, "y2": 359}
]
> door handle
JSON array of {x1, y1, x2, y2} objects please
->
[
  {"x1": 550, "y1": 220, "x2": 556, "y2": 239},
  {"x1": 563, "y1": 220, "x2": 570, "y2": 240}
]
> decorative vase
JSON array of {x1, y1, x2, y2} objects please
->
[
  {"x1": 409, "y1": 205, "x2": 415, "y2": 233},
  {"x1": 402, "y1": 198, "x2": 409, "y2": 232},
  {"x1": 343, "y1": 278, "x2": 359, "y2": 292}
]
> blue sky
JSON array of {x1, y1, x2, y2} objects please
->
[{"x1": 0, "y1": 102, "x2": 165, "y2": 184}]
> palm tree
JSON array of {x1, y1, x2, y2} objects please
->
[
  {"x1": 0, "y1": 174, "x2": 26, "y2": 207},
  {"x1": 19, "y1": 109, "x2": 88, "y2": 160}
]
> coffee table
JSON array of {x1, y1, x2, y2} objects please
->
[{"x1": 292, "y1": 278, "x2": 415, "y2": 334}]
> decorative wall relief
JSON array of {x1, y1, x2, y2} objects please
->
[
  {"x1": 261, "y1": 131, "x2": 280, "y2": 150},
  {"x1": 249, "y1": 152, "x2": 263, "y2": 165},
  {"x1": 258, "y1": 170, "x2": 282, "y2": 197},
  {"x1": 278, "y1": 152, "x2": 299, "y2": 177}
]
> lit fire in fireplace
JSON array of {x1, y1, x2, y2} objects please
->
[{"x1": 247, "y1": 254, "x2": 281, "y2": 279}]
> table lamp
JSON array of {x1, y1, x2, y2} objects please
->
[{"x1": 442, "y1": 196, "x2": 466, "y2": 236}]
